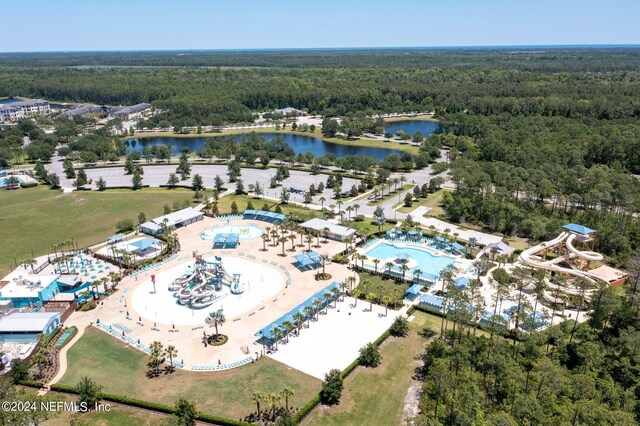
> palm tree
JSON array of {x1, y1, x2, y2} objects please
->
[
  {"x1": 251, "y1": 391, "x2": 265, "y2": 416},
  {"x1": 293, "y1": 312, "x2": 305, "y2": 334},
  {"x1": 312, "y1": 299, "x2": 323, "y2": 319},
  {"x1": 264, "y1": 227, "x2": 271, "y2": 241},
  {"x1": 346, "y1": 206, "x2": 353, "y2": 221},
  {"x1": 164, "y1": 345, "x2": 178, "y2": 371},
  {"x1": 149, "y1": 341, "x2": 164, "y2": 376},
  {"x1": 21, "y1": 258, "x2": 37, "y2": 274},
  {"x1": 281, "y1": 387, "x2": 294, "y2": 412},
  {"x1": 323, "y1": 292, "x2": 332, "y2": 312},
  {"x1": 330, "y1": 286, "x2": 340, "y2": 307},
  {"x1": 261, "y1": 234, "x2": 268, "y2": 251},
  {"x1": 304, "y1": 306, "x2": 315, "y2": 326},
  {"x1": 372, "y1": 258, "x2": 381, "y2": 275},
  {"x1": 385, "y1": 261, "x2": 394, "y2": 278},
  {"x1": 205, "y1": 310, "x2": 226, "y2": 342},
  {"x1": 366, "y1": 292, "x2": 376, "y2": 311},
  {"x1": 467, "y1": 237, "x2": 478, "y2": 256},
  {"x1": 336, "y1": 200, "x2": 344, "y2": 214},
  {"x1": 280, "y1": 237, "x2": 287, "y2": 256},
  {"x1": 322, "y1": 227, "x2": 330, "y2": 243},
  {"x1": 353, "y1": 203, "x2": 360, "y2": 217},
  {"x1": 319, "y1": 196, "x2": 326, "y2": 211},
  {"x1": 305, "y1": 234, "x2": 313, "y2": 252},
  {"x1": 382, "y1": 295, "x2": 392, "y2": 316},
  {"x1": 328, "y1": 204, "x2": 336, "y2": 215},
  {"x1": 270, "y1": 393, "x2": 281, "y2": 420},
  {"x1": 352, "y1": 289, "x2": 362, "y2": 306},
  {"x1": 289, "y1": 232, "x2": 296, "y2": 251},
  {"x1": 343, "y1": 236, "x2": 353, "y2": 253},
  {"x1": 359, "y1": 254, "x2": 367, "y2": 270},
  {"x1": 400, "y1": 264, "x2": 409, "y2": 282},
  {"x1": 314, "y1": 231, "x2": 321, "y2": 248},
  {"x1": 413, "y1": 268, "x2": 423, "y2": 284},
  {"x1": 271, "y1": 327, "x2": 283, "y2": 350},
  {"x1": 282, "y1": 320, "x2": 295, "y2": 343}
]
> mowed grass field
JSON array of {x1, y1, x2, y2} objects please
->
[
  {"x1": 304, "y1": 311, "x2": 432, "y2": 426},
  {"x1": 0, "y1": 186, "x2": 194, "y2": 276},
  {"x1": 59, "y1": 327, "x2": 321, "y2": 420},
  {"x1": 43, "y1": 391, "x2": 169, "y2": 426}
]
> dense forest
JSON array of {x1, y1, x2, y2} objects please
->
[{"x1": 412, "y1": 276, "x2": 640, "y2": 425}]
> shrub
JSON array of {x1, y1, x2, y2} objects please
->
[
  {"x1": 390, "y1": 316, "x2": 410, "y2": 337},
  {"x1": 358, "y1": 342, "x2": 382, "y2": 367},
  {"x1": 9, "y1": 359, "x2": 29, "y2": 383},
  {"x1": 77, "y1": 376, "x2": 102, "y2": 410},
  {"x1": 319, "y1": 369, "x2": 343, "y2": 405},
  {"x1": 78, "y1": 300, "x2": 97, "y2": 311},
  {"x1": 116, "y1": 219, "x2": 134, "y2": 233}
]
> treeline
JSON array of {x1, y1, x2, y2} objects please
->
[
  {"x1": 2, "y1": 48, "x2": 640, "y2": 71},
  {"x1": 2, "y1": 50, "x2": 640, "y2": 127},
  {"x1": 412, "y1": 282, "x2": 640, "y2": 425},
  {"x1": 438, "y1": 112, "x2": 640, "y2": 264}
]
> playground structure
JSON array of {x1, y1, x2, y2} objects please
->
[
  {"x1": 519, "y1": 224, "x2": 609, "y2": 302},
  {"x1": 170, "y1": 256, "x2": 244, "y2": 309}
]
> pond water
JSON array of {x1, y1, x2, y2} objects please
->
[
  {"x1": 124, "y1": 132, "x2": 405, "y2": 160},
  {"x1": 384, "y1": 120, "x2": 440, "y2": 137}
]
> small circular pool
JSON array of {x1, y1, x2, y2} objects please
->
[{"x1": 200, "y1": 224, "x2": 264, "y2": 241}]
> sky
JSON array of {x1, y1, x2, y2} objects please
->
[{"x1": 3, "y1": 0, "x2": 640, "y2": 52}]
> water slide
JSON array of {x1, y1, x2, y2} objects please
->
[
  {"x1": 519, "y1": 232, "x2": 608, "y2": 286},
  {"x1": 565, "y1": 233, "x2": 604, "y2": 262},
  {"x1": 168, "y1": 271, "x2": 197, "y2": 291}
]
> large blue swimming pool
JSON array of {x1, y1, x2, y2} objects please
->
[{"x1": 365, "y1": 242, "x2": 456, "y2": 278}]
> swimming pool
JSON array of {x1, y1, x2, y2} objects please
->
[
  {"x1": 200, "y1": 224, "x2": 264, "y2": 241},
  {"x1": 365, "y1": 242, "x2": 456, "y2": 278}
]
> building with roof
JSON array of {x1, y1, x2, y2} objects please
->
[
  {"x1": 299, "y1": 218, "x2": 356, "y2": 242},
  {"x1": 0, "y1": 312, "x2": 61, "y2": 343},
  {"x1": 0, "y1": 274, "x2": 60, "y2": 308},
  {"x1": 0, "y1": 99, "x2": 50, "y2": 122},
  {"x1": 61, "y1": 103, "x2": 151, "y2": 120},
  {"x1": 139, "y1": 207, "x2": 203, "y2": 236},
  {"x1": 242, "y1": 210, "x2": 286, "y2": 224},
  {"x1": 482, "y1": 241, "x2": 515, "y2": 260},
  {"x1": 273, "y1": 107, "x2": 306, "y2": 117},
  {"x1": 111, "y1": 103, "x2": 152, "y2": 120},
  {"x1": 587, "y1": 265, "x2": 628, "y2": 288}
]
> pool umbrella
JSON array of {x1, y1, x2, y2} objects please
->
[{"x1": 395, "y1": 253, "x2": 411, "y2": 263}]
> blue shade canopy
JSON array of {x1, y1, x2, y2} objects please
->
[{"x1": 562, "y1": 223, "x2": 595, "y2": 235}]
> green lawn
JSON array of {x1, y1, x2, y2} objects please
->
[
  {"x1": 366, "y1": 184, "x2": 415, "y2": 207},
  {"x1": 398, "y1": 188, "x2": 447, "y2": 216},
  {"x1": 305, "y1": 311, "x2": 432, "y2": 426},
  {"x1": 0, "y1": 186, "x2": 195, "y2": 276},
  {"x1": 215, "y1": 193, "x2": 323, "y2": 222},
  {"x1": 355, "y1": 272, "x2": 410, "y2": 306},
  {"x1": 59, "y1": 327, "x2": 321, "y2": 420},
  {"x1": 43, "y1": 391, "x2": 169, "y2": 426},
  {"x1": 341, "y1": 219, "x2": 394, "y2": 238}
]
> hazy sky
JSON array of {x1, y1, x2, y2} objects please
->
[{"x1": 3, "y1": 0, "x2": 640, "y2": 52}]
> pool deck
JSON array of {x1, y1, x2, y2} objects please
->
[{"x1": 58, "y1": 217, "x2": 355, "y2": 371}]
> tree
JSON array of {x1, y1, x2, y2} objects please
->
[
  {"x1": 358, "y1": 342, "x2": 382, "y2": 367},
  {"x1": 76, "y1": 376, "x2": 102, "y2": 411},
  {"x1": 281, "y1": 387, "x2": 294, "y2": 412},
  {"x1": 131, "y1": 168, "x2": 143, "y2": 190},
  {"x1": 168, "y1": 397, "x2": 197, "y2": 426},
  {"x1": 390, "y1": 316, "x2": 409, "y2": 337},
  {"x1": 137, "y1": 212, "x2": 146, "y2": 225},
  {"x1": 235, "y1": 179, "x2": 245, "y2": 195},
  {"x1": 205, "y1": 310, "x2": 226, "y2": 341},
  {"x1": 165, "y1": 345, "x2": 178, "y2": 371},
  {"x1": 192, "y1": 174, "x2": 203, "y2": 191},
  {"x1": 9, "y1": 358, "x2": 29, "y2": 383},
  {"x1": 320, "y1": 369, "x2": 344, "y2": 405},
  {"x1": 47, "y1": 172, "x2": 60, "y2": 188},
  {"x1": 167, "y1": 173, "x2": 179, "y2": 188},
  {"x1": 214, "y1": 175, "x2": 225, "y2": 192},
  {"x1": 74, "y1": 168, "x2": 88, "y2": 188},
  {"x1": 149, "y1": 341, "x2": 165, "y2": 376},
  {"x1": 280, "y1": 187, "x2": 290, "y2": 204},
  {"x1": 373, "y1": 206, "x2": 386, "y2": 233},
  {"x1": 230, "y1": 201, "x2": 239, "y2": 214}
]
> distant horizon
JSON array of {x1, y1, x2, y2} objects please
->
[
  {"x1": 4, "y1": 0, "x2": 639, "y2": 53},
  {"x1": 3, "y1": 44, "x2": 640, "y2": 55}
]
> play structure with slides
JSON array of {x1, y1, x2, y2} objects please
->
[
  {"x1": 170, "y1": 257, "x2": 244, "y2": 309},
  {"x1": 519, "y1": 231, "x2": 607, "y2": 301}
]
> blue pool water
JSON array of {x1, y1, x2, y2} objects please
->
[{"x1": 365, "y1": 242, "x2": 456, "y2": 278}]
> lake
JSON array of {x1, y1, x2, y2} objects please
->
[
  {"x1": 384, "y1": 119, "x2": 440, "y2": 137},
  {"x1": 124, "y1": 132, "x2": 405, "y2": 160}
]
